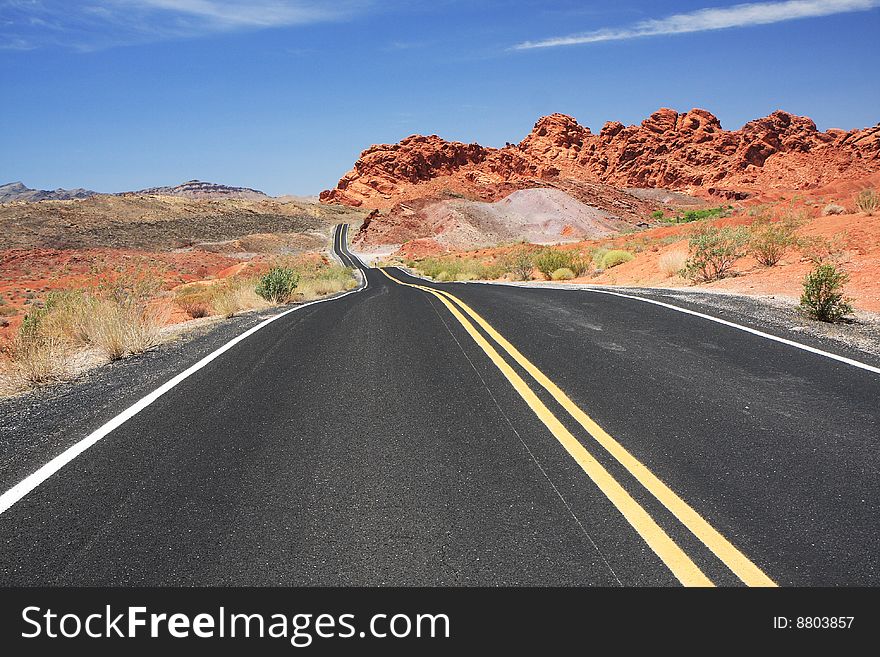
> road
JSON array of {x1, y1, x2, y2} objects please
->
[{"x1": 0, "y1": 223, "x2": 877, "y2": 586}]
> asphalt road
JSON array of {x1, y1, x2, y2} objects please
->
[{"x1": 0, "y1": 224, "x2": 877, "y2": 586}]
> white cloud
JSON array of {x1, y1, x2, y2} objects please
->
[
  {"x1": 117, "y1": 1, "x2": 339, "y2": 28},
  {"x1": 514, "y1": 0, "x2": 880, "y2": 50},
  {"x1": 0, "y1": 0, "x2": 369, "y2": 50}
]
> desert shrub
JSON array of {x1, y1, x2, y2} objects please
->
[
  {"x1": 601, "y1": 250, "x2": 634, "y2": 269},
  {"x1": 651, "y1": 209, "x2": 665, "y2": 220},
  {"x1": 211, "y1": 278, "x2": 266, "y2": 318},
  {"x1": 683, "y1": 226, "x2": 749, "y2": 282},
  {"x1": 750, "y1": 221, "x2": 798, "y2": 267},
  {"x1": 798, "y1": 233, "x2": 846, "y2": 265},
  {"x1": 5, "y1": 322, "x2": 70, "y2": 386},
  {"x1": 821, "y1": 203, "x2": 846, "y2": 216},
  {"x1": 854, "y1": 189, "x2": 879, "y2": 215},
  {"x1": 255, "y1": 267, "x2": 299, "y2": 304},
  {"x1": 533, "y1": 249, "x2": 573, "y2": 279},
  {"x1": 11, "y1": 289, "x2": 163, "y2": 363},
  {"x1": 800, "y1": 263, "x2": 853, "y2": 322},
  {"x1": 175, "y1": 293, "x2": 211, "y2": 319},
  {"x1": 297, "y1": 265, "x2": 357, "y2": 300},
  {"x1": 85, "y1": 301, "x2": 163, "y2": 360},
  {"x1": 97, "y1": 268, "x2": 163, "y2": 307},
  {"x1": 36, "y1": 291, "x2": 97, "y2": 346},
  {"x1": 658, "y1": 250, "x2": 688, "y2": 277},
  {"x1": 412, "y1": 255, "x2": 504, "y2": 281},
  {"x1": 568, "y1": 256, "x2": 590, "y2": 277},
  {"x1": 550, "y1": 267, "x2": 575, "y2": 281},
  {"x1": 501, "y1": 248, "x2": 534, "y2": 281}
]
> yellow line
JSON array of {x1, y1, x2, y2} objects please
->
[
  {"x1": 378, "y1": 267, "x2": 713, "y2": 587},
  {"x1": 382, "y1": 268, "x2": 776, "y2": 587}
]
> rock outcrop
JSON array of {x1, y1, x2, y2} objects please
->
[{"x1": 321, "y1": 109, "x2": 880, "y2": 208}]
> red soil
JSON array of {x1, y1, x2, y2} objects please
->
[
  {"x1": 411, "y1": 203, "x2": 880, "y2": 313},
  {"x1": 0, "y1": 248, "x2": 240, "y2": 341}
]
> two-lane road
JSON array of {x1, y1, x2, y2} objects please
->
[{"x1": 0, "y1": 224, "x2": 876, "y2": 586}]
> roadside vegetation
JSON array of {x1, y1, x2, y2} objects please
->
[
  {"x1": 854, "y1": 188, "x2": 878, "y2": 216},
  {"x1": 408, "y1": 245, "x2": 598, "y2": 283},
  {"x1": 658, "y1": 250, "x2": 688, "y2": 277},
  {"x1": 1, "y1": 257, "x2": 356, "y2": 394},
  {"x1": 682, "y1": 226, "x2": 750, "y2": 282},
  {"x1": 800, "y1": 263, "x2": 853, "y2": 322},
  {"x1": 749, "y1": 213, "x2": 801, "y2": 267},
  {"x1": 599, "y1": 250, "x2": 635, "y2": 270},
  {"x1": 399, "y1": 198, "x2": 862, "y2": 327},
  {"x1": 660, "y1": 205, "x2": 733, "y2": 225}
]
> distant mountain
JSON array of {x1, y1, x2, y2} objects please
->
[
  {"x1": 0, "y1": 181, "x2": 98, "y2": 203},
  {"x1": 129, "y1": 180, "x2": 270, "y2": 200}
]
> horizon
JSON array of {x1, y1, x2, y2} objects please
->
[{"x1": 2, "y1": 0, "x2": 879, "y2": 196}]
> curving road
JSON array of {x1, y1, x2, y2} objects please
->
[{"x1": 0, "y1": 223, "x2": 876, "y2": 586}]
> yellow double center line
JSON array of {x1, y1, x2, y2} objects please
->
[{"x1": 378, "y1": 267, "x2": 776, "y2": 588}]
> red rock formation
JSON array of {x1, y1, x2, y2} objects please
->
[{"x1": 320, "y1": 108, "x2": 880, "y2": 208}]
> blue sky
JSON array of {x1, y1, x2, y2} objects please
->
[{"x1": 2, "y1": 0, "x2": 879, "y2": 196}]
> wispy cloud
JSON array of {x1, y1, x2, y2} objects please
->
[
  {"x1": 0, "y1": 0, "x2": 369, "y2": 50},
  {"x1": 514, "y1": 0, "x2": 880, "y2": 50}
]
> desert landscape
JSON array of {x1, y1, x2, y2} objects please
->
[
  {"x1": 4, "y1": 1, "x2": 880, "y2": 632},
  {"x1": 3, "y1": 107, "x2": 879, "y2": 394},
  {"x1": 0, "y1": 181, "x2": 367, "y2": 392},
  {"x1": 318, "y1": 108, "x2": 879, "y2": 314}
]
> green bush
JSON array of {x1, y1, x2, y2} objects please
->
[
  {"x1": 530, "y1": 248, "x2": 590, "y2": 279},
  {"x1": 533, "y1": 249, "x2": 573, "y2": 279},
  {"x1": 664, "y1": 206, "x2": 732, "y2": 224},
  {"x1": 651, "y1": 209, "x2": 665, "y2": 220},
  {"x1": 550, "y1": 267, "x2": 575, "y2": 281},
  {"x1": 601, "y1": 250, "x2": 634, "y2": 269},
  {"x1": 800, "y1": 264, "x2": 853, "y2": 322},
  {"x1": 750, "y1": 221, "x2": 798, "y2": 267},
  {"x1": 569, "y1": 256, "x2": 590, "y2": 277},
  {"x1": 501, "y1": 248, "x2": 534, "y2": 281},
  {"x1": 415, "y1": 256, "x2": 502, "y2": 281},
  {"x1": 255, "y1": 267, "x2": 299, "y2": 303},
  {"x1": 683, "y1": 226, "x2": 749, "y2": 282}
]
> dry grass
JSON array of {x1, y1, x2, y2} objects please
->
[
  {"x1": 1, "y1": 259, "x2": 357, "y2": 394},
  {"x1": 85, "y1": 302, "x2": 165, "y2": 360},
  {"x1": 2, "y1": 331, "x2": 70, "y2": 388},
  {"x1": 855, "y1": 189, "x2": 879, "y2": 216},
  {"x1": 658, "y1": 250, "x2": 688, "y2": 277},
  {"x1": 210, "y1": 278, "x2": 269, "y2": 318},
  {"x1": 1, "y1": 285, "x2": 168, "y2": 393},
  {"x1": 822, "y1": 203, "x2": 846, "y2": 216},
  {"x1": 294, "y1": 264, "x2": 358, "y2": 300},
  {"x1": 176, "y1": 296, "x2": 211, "y2": 319},
  {"x1": 297, "y1": 277, "x2": 356, "y2": 300}
]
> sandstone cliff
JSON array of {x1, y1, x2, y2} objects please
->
[{"x1": 321, "y1": 109, "x2": 880, "y2": 208}]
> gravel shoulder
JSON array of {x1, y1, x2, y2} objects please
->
[
  {"x1": 471, "y1": 278, "x2": 880, "y2": 369},
  {"x1": 393, "y1": 264, "x2": 880, "y2": 370}
]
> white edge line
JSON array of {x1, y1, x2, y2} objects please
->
[
  {"x1": 388, "y1": 268, "x2": 880, "y2": 376},
  {"x1": 0, "y1": 226, "x2": 368, "y2": 516}
]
